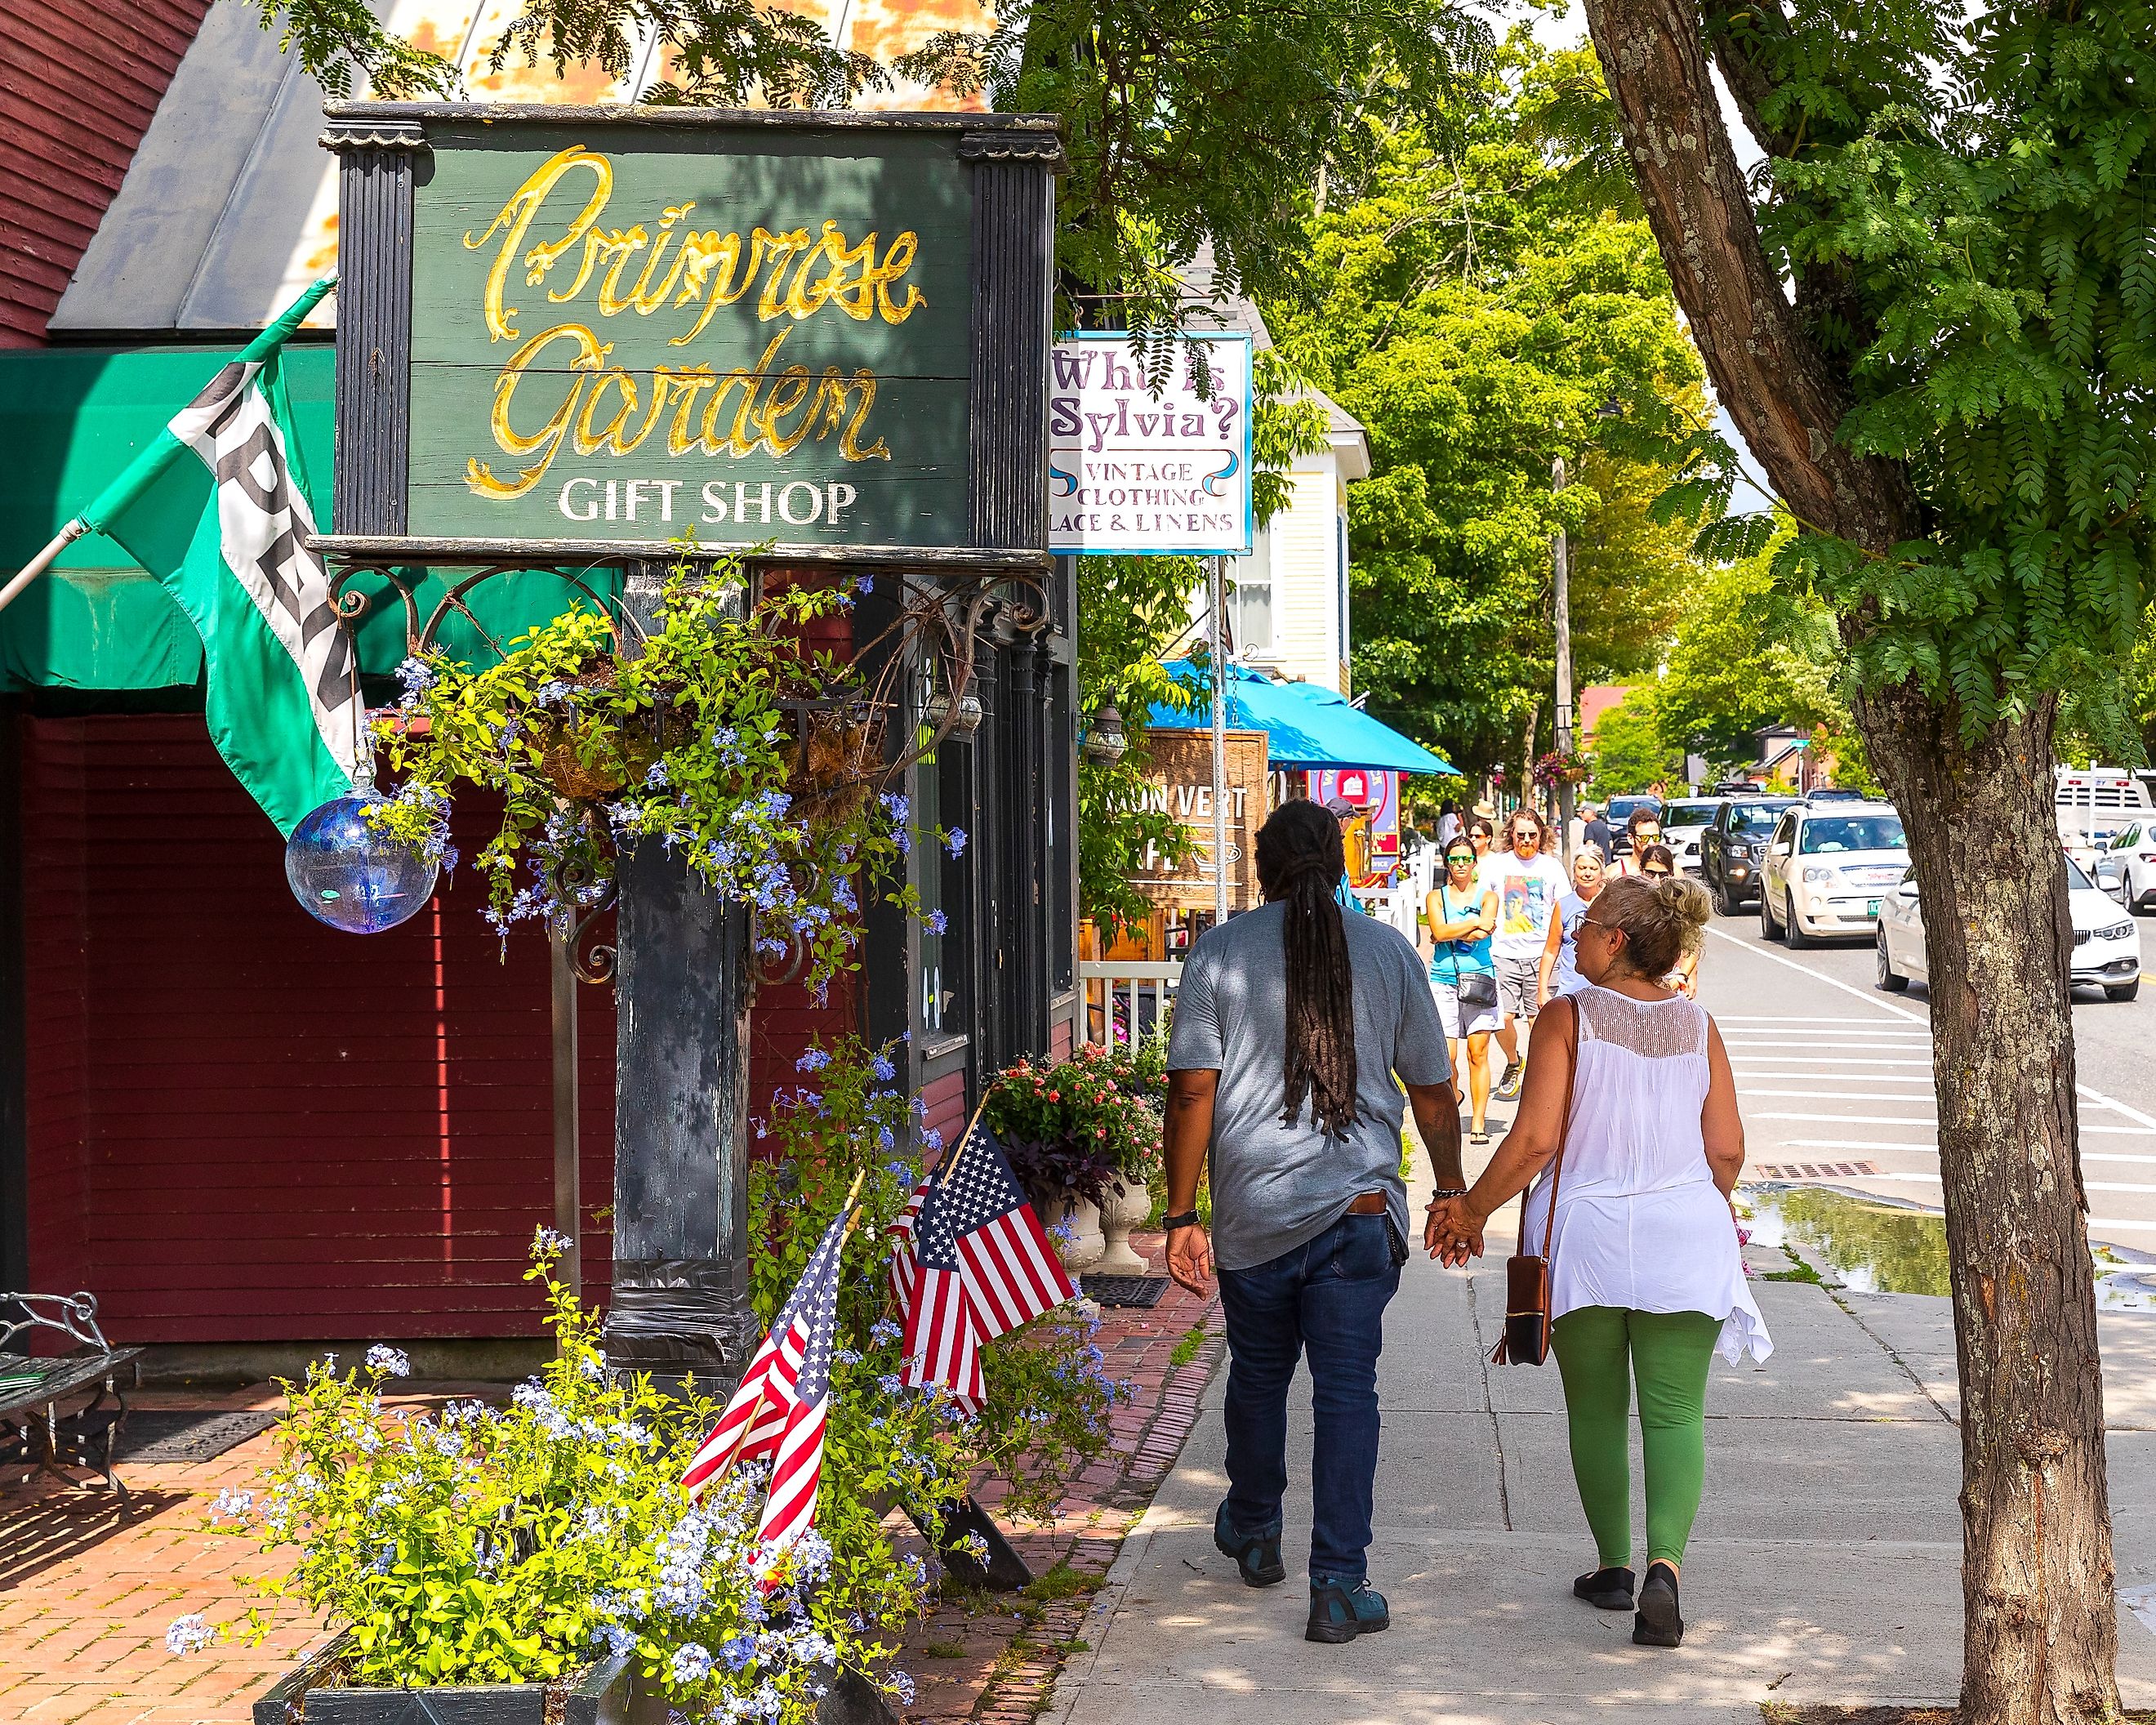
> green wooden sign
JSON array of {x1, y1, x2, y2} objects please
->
[{"x1": 321, "y1": 107, "x2": 1062, "y2": 566}]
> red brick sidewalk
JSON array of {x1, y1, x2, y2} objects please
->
[{"x1": 0, "y1": 1238, "x2": 1222, "y2": 1725}]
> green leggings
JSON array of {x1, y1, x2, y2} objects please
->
[{"x1": 1550, "y1": 1305, "x2": 1722, "y2": 1568}]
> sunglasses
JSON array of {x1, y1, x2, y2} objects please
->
[
  {"x1": 1446, "y1": 852, "x2": 1477, "y2": 866},
  {"x1": 1642, "y1": 864, "x2": 1672, "y2": 876}
]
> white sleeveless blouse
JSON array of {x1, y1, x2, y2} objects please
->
[{"x1": 1518, "y1": 985, "x2": 1773, "y2": 1362}]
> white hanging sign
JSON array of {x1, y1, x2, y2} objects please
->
[{"x1": 1047, "y1": 332, "x2": 1253, "y2": 556}]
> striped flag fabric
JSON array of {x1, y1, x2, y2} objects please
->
[
  {"x1": 899, "y1": 1121, "x2": 1075, "y2": 1406},
  {"x1": 681, "y1": 1204, "x2": 849, "y2": 1540},
  {"x1": 888, "y1": 1179, "x2": 929, "y2": 1322},
  {"x1": 74, "y1": 278, "x2": 360, "y2": 836}
]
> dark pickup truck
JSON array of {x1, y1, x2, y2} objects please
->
[{"x1": 1700, "y1": 796, "x2": 1803, "y2": 913}]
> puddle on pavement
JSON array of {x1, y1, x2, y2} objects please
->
[
  {"x1": 1740, "y1": 1183, "x2": 2156, "y2": 1309},
  {"x1": 1742, "y1": 1185, "x2": 1952, "y2": 1296}
]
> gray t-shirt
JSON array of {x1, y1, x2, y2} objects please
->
[{"x1": 1166, "y1": 902, "x2": 1452, "y2": 1272}]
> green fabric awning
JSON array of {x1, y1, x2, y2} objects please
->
[{"x1": 0, "y1": 343, "x2": 621, "y2": 695}]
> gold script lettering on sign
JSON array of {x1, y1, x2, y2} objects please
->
[
  {"x1": 461, "y1": 148, "x2": 917, "y2": 503},
  {"x1": 465, "y1": 147, "x2": 615, "y2": 342},
  {"x1": 468, "y1": 323, "x2": 893, "y2": 498},
  {"x1": 465, "y1": 150, "x2": 927, "y2": 344}
]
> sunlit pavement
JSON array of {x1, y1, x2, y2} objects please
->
[{"x1": 1047, "y1": 920, "x2": 2156, "y2": 1723}]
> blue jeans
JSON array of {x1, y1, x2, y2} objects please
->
[{"x1": 1216, "y1": 1210, "x2": 1401, "y2": 1581}]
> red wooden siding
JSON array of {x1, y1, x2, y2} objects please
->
[
  {"x1": 0, "y1": 0, "x2": 209, "y2": 346},
  {"x1": 920, "y1": 1068, "x2": 967, "y2": 1149},
  {"x1": 17, "y1": 712, "x2": 866, "y2": 1343},
  {"x1": 20, "y1": 715, "x2": 617, "y2": 1340},
  {"x1": 20, "y1": 716, "x2": 91, "y2": 1297}
]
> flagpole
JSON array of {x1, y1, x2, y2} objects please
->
[
  {"x1": 0, "y1": 275, "x2": 336, "y2": 620},
  {"x1": 0, "y1": 520, "x2": 87, "y2": 617}
]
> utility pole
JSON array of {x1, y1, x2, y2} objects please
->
[
  {"x1": 1552, "y1": 457, "x2": 1575, "y2": 866},
  {"x1": 1209, "y1": 555, "x2": 1230, "y2": 925}
]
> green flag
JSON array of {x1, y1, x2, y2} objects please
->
[{"x1": 80, "y1": 277, "x2": 358, "y2": 836}]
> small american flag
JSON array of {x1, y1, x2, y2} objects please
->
[
  {"x1": 900, "y1": 1121, "x2": 1074, "y2": 1406},
  {"x1": 682, "y1": 1203, "x2": 849, "y2": 1556},
  {"x1": 888, "y1": 1179, "x2": 930, "y2": 1322}
]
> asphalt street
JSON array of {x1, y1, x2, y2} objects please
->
[
  {"x1": 1454, "y1": 905, "x2": 2156, "y2": 1253},
  {"x1": 1698, "y1": 909, "x2": 2156, "y2": 1253}
]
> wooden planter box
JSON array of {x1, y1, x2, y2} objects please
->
[
  {"x1": 251, "y1": 1642, "x2": 658, "y2": 1725},
  {"x1": 254, "y1": 1643, "x2": 897, "y2": 1725}
]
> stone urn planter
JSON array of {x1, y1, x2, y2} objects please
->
[
  {"x1": 1093, "y1": 1176, "x2": 1152, "y2": 1275},
  {"x1": 1040, "y1": 1193, "x2": 1105, "y2": 1273}
]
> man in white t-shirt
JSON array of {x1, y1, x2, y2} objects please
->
[{"x1": 1481, "y1": 809, "x2": 1568, "y2": 1099}]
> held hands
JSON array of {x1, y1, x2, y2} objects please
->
[
  {"x1": 1423, "y1": 1195, "x2": 1486, "y2": 1268},
  {"x1": 1165, "y1": 1223, "x2": 1214, "y2": 1295}
]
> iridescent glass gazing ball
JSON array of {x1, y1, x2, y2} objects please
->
[{"x1": 284, "y1": 789, "x2": 439, "y2": 934}]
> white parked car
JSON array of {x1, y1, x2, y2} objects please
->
[
  {"x1": 1757, "y1": 802, "x2": 1909, "y2": 947},
  {"x1": 2058, "y1": 766, "x2": 2150, "y2": 871},
  {"x1": 1878, "y1": 854, "x2": 2141, "y2": 1002},
  {"x1": 2093, "y1": 818, "x2": 2156, "y2": 913},
  {"x1": 1659, "y1": 797, "x2": 1724, "y2": 876}
]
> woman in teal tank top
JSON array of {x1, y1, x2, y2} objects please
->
[{"x1": 1425, "y1": 839, "x2": 1499, "y2": 1143}]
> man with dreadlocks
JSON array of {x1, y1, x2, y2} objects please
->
[{"x1": 1162, "y1": 798, "x2": 1466, "y2": 1643}]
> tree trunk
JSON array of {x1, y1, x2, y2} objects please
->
[
  {"x1": 1573, "y1": 3, "x2": 2124, "y2": 1712},
  {"x1": 1856, "y1": 684, "x2": 2119, "y2": 1725}
]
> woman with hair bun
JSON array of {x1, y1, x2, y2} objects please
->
[{"x1": 1424, "y1": 872, "x2": 1769, "y2": 1650}]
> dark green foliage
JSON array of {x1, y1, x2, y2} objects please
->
[
  {"x1": 1266, "y1": 40, "x2": 1713, "y2": 782},
  {"x1": 1717, "y1": 3, "x2": 2156, "y2": 750}
]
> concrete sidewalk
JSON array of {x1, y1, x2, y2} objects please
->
[{"x1": 1048, "y1": 1190, "x2": 2156, "y2": 1724}]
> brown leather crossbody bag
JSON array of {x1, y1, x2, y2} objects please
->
[{"x1": 1489, "y1": 1001, "x2": 1580, "y2": 1366}]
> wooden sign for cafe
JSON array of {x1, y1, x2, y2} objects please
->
[
  {"x1": 317, "y1": 105, "x2": 1061, "y2": 566},
  {"x1": 1134, "y1": 729, "x2": 1269, "y2": 912}
]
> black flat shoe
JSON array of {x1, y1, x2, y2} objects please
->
[
  {"x1": 1573, "y1": 1565, "x2": 1634, "y2": 1611},
  {"x1": 1213, "y1": 1501, "x2": 1286, "y2": 1588},
  {"x1": 1633, "y1": 1562, "x2": 1682, "y2": 1646}
]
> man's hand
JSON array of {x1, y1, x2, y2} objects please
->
[
  {"x1": 1423, "y1": 1195, "x2": 1486, "y2": 1266},
  {"x1": 1166, "y1": 1223, "x2": 1214, "y2": 1295}
]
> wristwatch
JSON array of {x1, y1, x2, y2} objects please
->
[{"x1": 1161, "y1": 1210, "x2": 1202, "y2": 1232}]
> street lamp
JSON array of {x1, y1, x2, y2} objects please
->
[
  {"x1": 926, "y1": 686, "x2": 985, "y2": 737},
  {"x1": 1084, "y1": 701, "x2": 1128, "y2": 765}
]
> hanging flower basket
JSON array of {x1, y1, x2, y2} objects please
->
[
  {"x1": 368, "y1": 561, "x2": 915, "y2": 982},
  {"x1": 1532, "y1": 748, "x2": 1592, "y2": 788}
]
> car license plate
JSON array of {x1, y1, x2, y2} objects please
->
[{"x1": 1866, "y1": 898, "x2": 1880, "y2": 917}]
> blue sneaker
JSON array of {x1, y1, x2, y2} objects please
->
[
  {"x1": 1213, "y1": 1501, "x2": 1286, "y2": 1588},
  {"x1": 1307, "y1": 1573, "x2": 1390, "y2": 1643}
]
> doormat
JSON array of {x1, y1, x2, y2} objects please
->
[
  {"x1": 1083, "y1": 1276, "x2": 1167, "y2": 1308},
  {"x1": 112, "y1": 1410, "x2": 278, "y2": 1463}
]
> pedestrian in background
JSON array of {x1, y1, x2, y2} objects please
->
[
  {"x1": 1581, "y1": 802, "x2": 1613, "y2": 862},
  {"x1": 1436, "y1": 800, "x2": 1463, "y2": 849},
  {"x1": 1427, "y1": 836, "x2": 1499, "y2": 1145},
  {"x1": 1633, "y1": 845, "x2": 1699, "y2": 996},
  {"x1": 1160, "y1": 800, "x2": 1466, "y2": 1645},
  {"x1": 1426, "y1": 875, "x2": 1769, "y2": 1650},
  {"x1": 1484, "y1": 809, "x2": 1567, "y2": 1100},
  {"x1": 1610, "y1": 807, "x2": 1664, "y2": 873},
  {"x1": 1538, "y1": 845, "x2": 1606, "y2": 1005},
  {"x1": 1466, "y1": 813, "x2": 1497, "y2": 871}
]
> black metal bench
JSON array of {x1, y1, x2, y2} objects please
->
[{"x1": 0, "y1": 1293, "x2": 141, "y2": 1499}]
